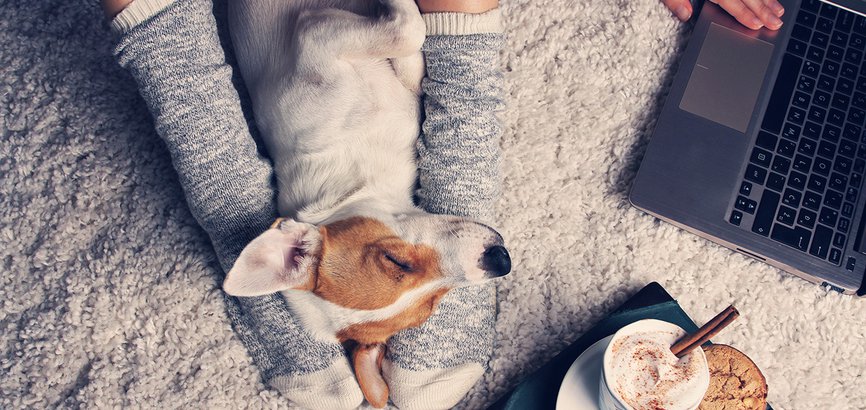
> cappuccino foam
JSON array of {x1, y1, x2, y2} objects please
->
[{"x1": 606, "y1": 329, "x2": 709, "y2": 410}]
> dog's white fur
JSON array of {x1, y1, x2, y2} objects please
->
[{"x1": 225, "y1": 0, "x2": 506, "y2": 335}]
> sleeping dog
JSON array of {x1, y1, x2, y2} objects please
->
[{"x1": 223, "y1": 0, "x2": 511, "y2": 407}]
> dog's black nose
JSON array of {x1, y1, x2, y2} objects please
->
[{"x1": 481, "y1": 245, "x2": 511, "y2": 278}]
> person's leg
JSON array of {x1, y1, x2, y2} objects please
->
[
  {"x1": 108, "y1": 1, "x2": 363, "y2": 407},
  {"x1": 384, "y1": 5, "x2": 506, "y2": 407}
]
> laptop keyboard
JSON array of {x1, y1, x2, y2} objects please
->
[{"x1": 730, "y1": 0, "x2": 866, "y2": 267}]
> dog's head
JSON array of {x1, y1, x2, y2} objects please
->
[{"x1": 222, "y1": 213, "x2": 510, "y2": 335}]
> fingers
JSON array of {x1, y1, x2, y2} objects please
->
[
  {"x1": 713, "y1": 0, "x2": 785, "y2": 30},
  {"x1": 662, "y1": 0, "x2": 694, "y2": 22}
]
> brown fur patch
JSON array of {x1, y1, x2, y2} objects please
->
[
  {"x1": 337, "y1": 288, "x2": 451, "y2": 344},
  {"x1": 314, "y1": 216, "x2": 445, "y2": 311}
]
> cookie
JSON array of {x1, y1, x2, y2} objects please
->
[{"x1": 698, "y1": 344, "x2": 768, "y2": 410}]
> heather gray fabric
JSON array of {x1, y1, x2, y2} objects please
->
[
  {"x1": 112, "y1": 0, "x2": 504, "y2": 404},
  {"x1": 389, "y1": 34, "x2": 505, "y2": 371},
  {"x1": 114, "y1": 0, "x2": 345, "y2": 383}
]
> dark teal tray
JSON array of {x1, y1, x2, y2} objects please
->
[{"x1": 488, "y1": 282, "x2": 772, "y2": 410}]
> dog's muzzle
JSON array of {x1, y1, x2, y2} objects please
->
[{"x1": 480, "y1": 245, "x2": 511, "y2": 278}]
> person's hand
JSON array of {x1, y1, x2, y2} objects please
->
[
  {"x1": 101, "y1": 0, "x2": 133, "y2": 19},
  {"x1": 661, "y1": 0, "x2": 785, "y2": 30},
  {"x1": 416, "y1": 0, "x2": 498, "y2": 13}
]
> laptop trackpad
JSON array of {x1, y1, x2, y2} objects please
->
[{"x1": 679, "y1": 23, "x2": 774, "y2": 133}]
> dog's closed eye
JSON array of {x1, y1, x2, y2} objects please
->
[{"x1": 382, "y1": 252, "x2": 413, "y2": 272}]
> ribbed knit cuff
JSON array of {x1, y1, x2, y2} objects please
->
[
  {"x1": 422, "y1": 8, "x2": 503, "y2": 36},
  {"x1": 110, "y1": 0, "x2": 176, "y2": 33}
]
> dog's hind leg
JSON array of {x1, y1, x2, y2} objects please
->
[
  {"x1": 295, "y1": 0, "x2": 425, "y2": 63},
  {"x1": 353, "y1": 343, "x2": 389, "y2": 409}
]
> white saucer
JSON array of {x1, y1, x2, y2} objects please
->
[{"x1": 555, "y1": 335, "x2": 614, "y2": 410}]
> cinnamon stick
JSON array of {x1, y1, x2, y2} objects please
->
[{"x1": 670, "y1": 305, "x2": 739, "y2": 358}]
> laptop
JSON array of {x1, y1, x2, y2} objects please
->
[{"x1": 630, "y1": 0, "x2": 866, "y2": 295}]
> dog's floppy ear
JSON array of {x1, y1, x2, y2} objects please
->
[{"x1": 223, "y1": 219, "x2": 321, "y2": 297}]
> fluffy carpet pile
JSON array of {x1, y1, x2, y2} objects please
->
[{"x1": 2, "y1": 0, "x2": 863, "y2": 408}]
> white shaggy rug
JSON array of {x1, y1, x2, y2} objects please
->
[{"x1": 2, "y1": 0, "x2": 864, "y2": 409}]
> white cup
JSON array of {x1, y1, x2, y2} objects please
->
[{"x1": 599, "y1": 319, "x2": 710, "y2": 410}]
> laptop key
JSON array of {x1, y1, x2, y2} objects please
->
[
  {"x1": 792, "y1": 24, "x2": 813, "y2": 42},
  {"x1": 842, "y1": 201, "x2": 854, "y2": 218},
  {"x1": 858, "y1": 77, "x2": 866, "y2": 93},
  {"x1": 817, "y1": 75, "x2": 835, "y2": 92},
  {"x1": 829, "y1": 248, "x2": 842, "y2": 265},
  {"x1": 846, "y1": 256, "x2": 856, "y2": 270},
  {"x1": 812, "y1": 31, "x2": 830, "y2": 47},
  {"x1": 793, "y1": 154, "x2": 812, "y2": 172},
  {"x1": 782, "y1": 123, "x2": 801, "y2": 140},
  {"x1": 851, "y1": 172, "x2": 862, "y2": 188},
  {"x1": 834, "y1": 233, "x2": 847, "y2": 248},
  {"x1": 846, "y1": 49, "x2": 863, "y2": 65},
  {"x1": 771, "y1": 223, "x2": 811, "y2": 251},
  {"x1": 789, "y1": 171, "x2": 808, "y2": 190},
  {"x1": 745, "y1": 164, "x2": 768, "y2": 184},
  {"x1": 819, "y1": 3, "x2": 837, "y2": 20},
  {"x1": 752, "y1": 190, "x2": 780, "y2": 236},
  {"x1": 823, "y1": 124, "x2": 840, "y2": 142},
  {"x1": 817, "y1": 141, "x2": 836, "y2": 158},
  {"x1": 797, "y1": 10, "x2": 817, "y2": 27},
  {"x1": 777, "y1": 139, "x2": 796, "y2": 157},
  {"x1": 802, "y1": 0, "x2": 821, "y2": 13},
  {"x1": 839, "y1": 217, "x2": 851, "y2": 233},
  {"x1": 831, "y1": 31, "x2": 849, "y2": 47},
  {"x1": 829, "y1": 173, "x2": 848, "y2": 191},
  {"x1": 797, "y1": 138, "x2": 816, "y2": 155},
  {"x1": 798, "y1": 208, "x2": 817, "y2": 228},
  {"x1": 853, "y1": 92, "x2": 866, "y2": 109},
  {"x1": 843, "y1": 124, "x2": 861, "y2": 141},
  {"x1": 807, "y1": 46, "x2": 824, "y2": 62},
  {"x1": 850, "y1": 108, "x2": 865, "y2": 127},
  {"x1": 840, "y1": 64, "x2": 858, "y2": 82},
  {"x1": 808, "y1": 174, "x2": 827, "y2": 192},
  {"x1": 846, "y1": 186, "x2": 858, "y2": 202},
  {"x1": 833, "y1": 93, "x2": 852, "y2": 110},
  {"x1": 803, "y1": 60, "x2": 821, "y2": 77},
  {"x1": 854, "y1": 159, "x2": 864, "y2": 174},
  {"x1": 730, "y1": 210, "x2": 743, "y2": 226},
  {"x1": 828, "y1": 108, "x2": 845, "y2": 127},
  {"x1": 772, "y1": 156, "x2": 791, "y2": 174},
  {"x1": 751, "y1": 147, "x2": 773, "y2": 167},
  {"x1": 819, "y1": 207, "x2": 839, "y2": 226},
  {"x1": 837, "y1": 77, "x2": 855, "y2": 95},
  {"x1": 835, "y1": 156, "x2": 853, "y2": 174},
  {"x1": 793, "y1": 92, "x2": 811, "y2": 109},
  {"x1": 804, "y1": 121, "x2": 822, "y2": 139},
  {"x1": 823, "y1": 189, "x2": 842, "y2": 209},
  {"x1": 824, "y1": 60, "x2": 840, "y2": 76},
  {"x1": 788, "y1": 106, "x2": 806, "y2": 124},
  {"x1": 740, "y1": 181, "x2": 753, "y2": 196},
  {"x1": 813, "y1": 156, "x2": 831, "y2": 175},
  {"x1": 756, "y1": 130, "x2": 778, "y2": 149},
  {"x1": 827, "y1": 45, "x2": 845, "y2": 62},
  {"x1": 788, "y1": 39, "x2": 808, "y2": 57},
  {"x1": 851, "y1": 33, "x2": 865, "y2": 49},
  {"x1": 813, "y1": 90, "x2": 831, "y2": 108},
  {"x1": 817, "y1": 17, "x2": 834, "y2": 33},
  {"x1": 836, "y1": 9, "x2": 856, "y2": 31},
  {"x1": 809, "y1": 225, "x2": 833, "y2": 259},
  {"x1": 783, "y1": 188, "x2": 802, "y2": 207},
  {"x1": 777, "y1": 205, "x2": 797, "y2": 225},
  {"x1": 803, "y1": 190, "x2": 822, "y2": 210},
  {"x1": 809, "y1": 105, "x2": 827, "y2": 122},
  {"x1": 838, "y1": 140, "x2": 856, "y2": 158},
  {"x1": 767, "y1": 172, "x2": 786, "y2": 192},
  {"x1": 736, "y1": 195, "x2": 758, "y2": 214},
  {"x1": 762, "y1": 54, "x2": 802, "y2": 134}
]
